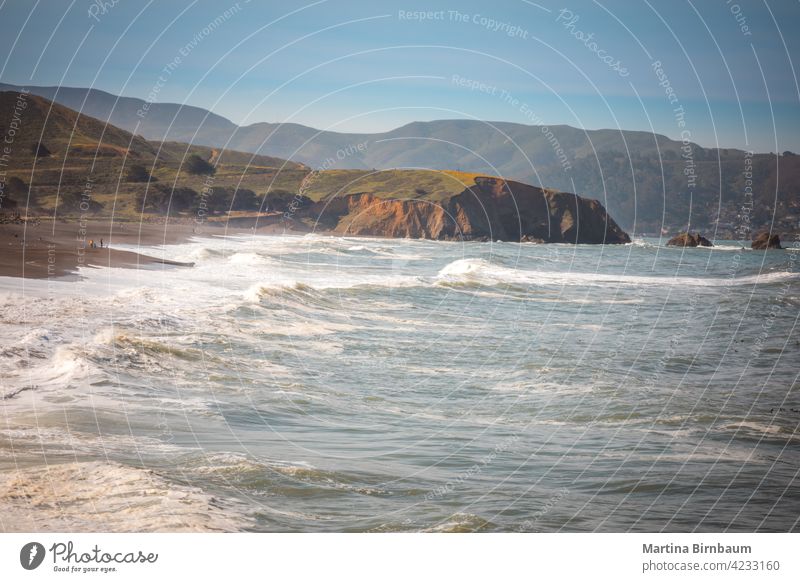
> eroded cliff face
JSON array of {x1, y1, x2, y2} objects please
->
[{"x1": 304, "y1": 177, "x2": 630, "y2": 244}]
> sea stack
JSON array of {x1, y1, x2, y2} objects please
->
[
  {"x1": 751, "y1": 231, "x2": 782, "y2": 249},
  {"x1": 666, "y1": 232, "x2": 713, "y2": 247}
]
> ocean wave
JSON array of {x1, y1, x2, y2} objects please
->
[
  {"x1": 719, "y1": 421, "x2": 799, "y2": 441},
  {"x1": 438, "y1": 258, "x2": 494, "y2": 277},
  {"x1": 0, "y1": 327, "x2": 54, "y2": 362},
  {"x1": 243, "y1": 275, "x2": 423, "y2": 303},
  {"x1": 2, "y1": 346, "x2": 102, "y2": 402},
  {"x1": 710, "y1": 244, "x2": 750, "y2": 251},
  {"x1": 1, "y1": 293, "x2": 89, "y2": 322},
  {"x1": 0, "y1": 423, "x2": 191, "y2": 457},
  {"x1": 629, "y1": 239, "x2": 753, "y2": 252},
  {"x1": 227, "y1": 252, "x2": 275, "y2": 266},
  {"x1": 113, "y1": 286, "x2": 162, "y2": 304},
  {"x1": 231, "y1": 257, "x2": 800, "y2": 298},
  {"x1": 344, "y1": 245, "x2": 426, "y2": 261},
  {"x1": 243, "y1": 281, "x2": 330, "y2": 306},
  {"x1": 435, "y1": 258, "x2": 799, "y2": 289},
  {"x1": 50, "y1": 346, "x2": 97, "y2": 380},
  {"x1": 101, "y1": 331, "x2": 204, "y2": 361},
  {"x1": 423, "y1": 513, "x2": 496, "y2": 532},
  {"x1": 629, "y1": 238, "x2": 658, "y2": 248},
  {"x1": 185, "y1": 453, "x2": 388, "y2": 497},
  {"x1": 179, "y1": 246, "x2": 227, "y2": 262},
  {"x1": 0, "y1": 461, "x2": 247, "y2": 532}
]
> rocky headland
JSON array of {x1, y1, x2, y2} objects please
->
[{"x1": 295, "y1": 177, "x2": 630, "y2": 244}]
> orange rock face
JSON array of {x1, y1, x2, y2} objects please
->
[{"x1": 305, "y1": 177, "x2": 630, "y2": 244}]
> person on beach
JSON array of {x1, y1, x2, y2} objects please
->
[
  {"x1": 89, "y1": 239, "x2": 94, "y2": 248},
  {"x1": 100, "y1": 238, "x2": 104, "y2": 248}
]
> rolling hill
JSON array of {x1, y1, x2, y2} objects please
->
[
  {"x1": 3, "y1": 83, "x2": 797, "y2": 236},
  {"x1": 0, "y1": 92, "x2": 629, "y2": 244},
  {"x1": 0, "y1": 91, "x2": 305, "y2": 217},
  {"x1": 0, "y1": 83, "x2": 237, "y2": 147}
]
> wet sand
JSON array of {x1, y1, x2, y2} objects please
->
[{"x1": 0, "y1": 219, "x2": 231, "y2": 279}]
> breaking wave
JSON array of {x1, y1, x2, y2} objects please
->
[{"x1": 436, "y1": 258, "x2": 798, "y2": 288}]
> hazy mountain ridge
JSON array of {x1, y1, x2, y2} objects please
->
[
  {"x1": 0, "y1": 91, "x2": 628, "y2": 244},
  {"x1": 2, "y1": 83, "x2": 798, "y2": 235},
  {"x1": 0, "y1": 83, "x2": 237, "y2": 145}
]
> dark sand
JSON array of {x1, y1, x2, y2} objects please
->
[{"x1": 0, "y1": 219, "x2": 234, "y2": 279}]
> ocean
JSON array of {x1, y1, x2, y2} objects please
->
[{"x1": 1, "y1": 233, "x2": 798, "y2": 532}]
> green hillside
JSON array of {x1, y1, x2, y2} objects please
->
[{"x1": 0, "y1": 91, "x2": 305, "y2": 218}]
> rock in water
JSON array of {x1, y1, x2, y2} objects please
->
[
  {"x1": 666, "y1": 232, "x2": 713, "y2": 247},
  {"x1": 751, "y1": 232, "x2": 782, "y2": 249}
]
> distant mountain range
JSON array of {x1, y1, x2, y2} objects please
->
[
  {"x1": 2, "y1": 82, "x2": 798, "y2": 235},
  {"x1": 0, "y1": 91, "x2": 629, "y2": 244}
]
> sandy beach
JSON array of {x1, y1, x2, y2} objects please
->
[{"x1": 0, "y1": 218, "x2": 260, "y2": 279}]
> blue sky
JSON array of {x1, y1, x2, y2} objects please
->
[{"x1": 0, "y1": 0, "x2": 798, "y2": 151}]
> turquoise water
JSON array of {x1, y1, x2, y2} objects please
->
[{"x1": 1, "y1": 235, "x2": 798, "y2": 531}]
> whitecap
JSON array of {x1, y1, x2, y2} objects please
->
[
  {"x1": 435, "y1": 258, "x2": 799, "y2": 289},
  {"x1": 0, "y1": 461, "x2": 248, "y2": 532}
]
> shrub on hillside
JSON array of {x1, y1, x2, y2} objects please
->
[
  {"x1": 0, "y1": 177, "x2": 27, "y2": 211},
  {"x1": 184, "y1": 154, "x2": 216, "y2": 176},
  {"x1": 5, "y1": 176, "x2": 27, "y2": 195},
  {"x1": 126, "y1": 164, "x2": 156, "y2": 182},
  {"x1": 136, "y1": 185, "x2": 198, "y2": 213},
  {"x1": 60, "y1": 191, "x2": 104, "y2": 214},
  {"x1": 263, "y1": 189, "x2": 310, "y2": 213},
  {"x1": 32, "y1": 142, "x2": 51, "y2": 157},
  {"x1": 199, "y1": 187, "x2": 260, "y2": 214},
  {"x1": 230, "y1": 188, "x2": 259, "y2": 211}
]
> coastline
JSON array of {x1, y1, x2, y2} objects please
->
[{"x1": 0, "y1": 219, "x2": 260, "y2": 279}]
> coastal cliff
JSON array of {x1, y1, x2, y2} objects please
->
[
  {"x1": 306, "y1": 177, "x2": 630, "y2": 244},
  {"x1": 0, "y1": 92, "x2": 629, "y2": 245}
]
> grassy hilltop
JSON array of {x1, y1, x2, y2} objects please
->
[
  {"x1": 0, "y1": 91, "x2": 628, "y2": 247},
  {"x1": 0, "y1": 91, "x2": 521, "y2": 221}
]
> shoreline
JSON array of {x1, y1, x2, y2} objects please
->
[
  {"x1": 0, "y1": 218, "x2": 281, "y2": 280},
  {"x1": 3, "y1": 217, "x2": 787, "y2": 282}
]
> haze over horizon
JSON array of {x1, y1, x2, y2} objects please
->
[{"x1": 0, "y1": 0, "x2": 798, "y2": 152}]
